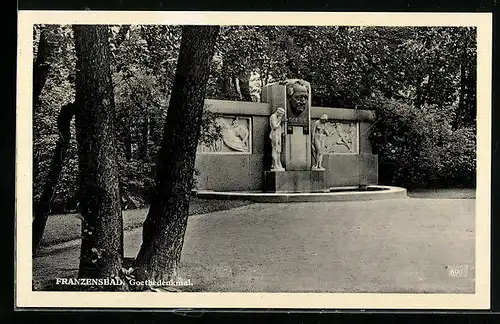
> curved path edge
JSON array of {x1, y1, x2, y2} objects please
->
[{"x1": 194, "y1": 185, "x2": 408, "y2": 203}]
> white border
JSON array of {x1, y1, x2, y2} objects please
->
[{"x1": 16, "y1": 11, "x2": 491, "y2": 309}]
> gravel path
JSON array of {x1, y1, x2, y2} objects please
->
[{"x1": 34, "y1": 196, "x2": 475, "y2": 293}]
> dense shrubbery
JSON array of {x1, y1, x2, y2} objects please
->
[{"x1": 368, "y1": 95, "x2": 476, "y2": 189}]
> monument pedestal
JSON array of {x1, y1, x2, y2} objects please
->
[{"x1": 263, "y1": 170, "x2": 326, "y2": 193}]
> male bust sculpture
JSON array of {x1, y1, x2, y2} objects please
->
[
  {"x1": 286, "y1": 80, "x2": 309, "y2": 117},
  {"x1": 312, "y1": 114, "x2": 331, "y2": 170},
  {"x1": 269, "y1": 107, "x2": 285, "y2": 171}
]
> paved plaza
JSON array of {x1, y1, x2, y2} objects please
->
[{"x1": 34, "y1": 195, "x2": 475, "y2": 293}]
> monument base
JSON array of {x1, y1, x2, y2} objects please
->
[{"x1": 263, "y1": 170, "x2": 326, "y2": 193}]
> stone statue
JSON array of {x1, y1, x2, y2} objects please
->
[
  {"x1": 312, "y1": 114, "x2": 332, "y2": 170},
  {"x1": 286, "y1": 80, "x2": 309, "y2": 117},
  {"x1": 269, "y1": 107, "x2": 285, "y2": 171}
]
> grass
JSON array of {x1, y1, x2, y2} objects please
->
[
  {"x1": 407, "y1": 188, "x2": 475, "y2": 199},
  {"x1": 39, "y1": 188, "x2": 475, "y2": 249},
  {"x1": 39, "y1": 197, "x2": 253, "y2": 248}
]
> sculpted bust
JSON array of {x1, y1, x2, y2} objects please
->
[{"x1": 286, "y1": 80, "x2": 309, "y2": 117}]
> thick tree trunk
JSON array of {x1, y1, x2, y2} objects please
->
[
  {"x1": 32, "y1": 103, "x2": 75, "y2": 255},
  {"x1": 133, "y1": 25, "x2": 220, "y2": 282},
  {"x1": 73, "y1": 25, "x2": 124, "y2": 284}
]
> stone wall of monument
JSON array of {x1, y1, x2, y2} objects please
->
[
  {"x1": 310, "y1": 106, "x2": 378, "y2": 187},
  {"x1": 194, "y1": 99, "x2": 269, "y2": 191},
  {"x1": 194, "y1": 99, "x2": 378, "y2": 191}
]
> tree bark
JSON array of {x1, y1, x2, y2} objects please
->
[
  {"x1": 115, "y1": 25, "x2": 130, "y2": 47},
  {"x1": 124, "y1": 107, "x2": 133, "y2": 160},
  {"x1": 235, "y1": 69, "x2": 253, "y2": 101},
  {"x1": 33, "y1": 27, "x2": 54, "y2": 110},
  {"x1": 33, "y1": 27, "x2": 55, "y2": 189},
  {"x1": 73, "y1": 25, "x2": 124, "y2": 284},
  {"x1": 133, "y1": 25, "x2": 220, "y2": 282},
  {"x1": 139, "y1": 111, "x2": 149, "y2": 160},
  {"x1": 221, "y1": 60, "x2": 238, "y2": 100},
  {"x1": 456, "y1": 62, "x2": 467, "y2": 128},
  {"x1": 32, "y1": 103, "x2": 76, "y2": 255},
  {"x1": 464, "y1": 61, "x2": 476, "y2": 128}
]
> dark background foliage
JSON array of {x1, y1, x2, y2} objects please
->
[{"x1": 33, "y1": 25, "x2": 477, "y2": 213}]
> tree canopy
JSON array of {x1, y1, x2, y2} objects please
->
[{"x1": 33, "y1": 24, "x2": 477, "y2": 213}]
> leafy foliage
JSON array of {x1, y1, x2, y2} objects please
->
[
  {"x1": 368, "y1": 93, "x2": 475, "y2": 188},
  {"x1": 33, "y1": 24, "x2": 477, "y2": 213}
]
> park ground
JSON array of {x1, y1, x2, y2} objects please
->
[{"x1": 33, "y1": 188, "x2": 475, "y2": 293}]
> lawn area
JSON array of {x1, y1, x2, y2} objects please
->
[
  {"x1": 407, "y1": 188, "x2": 475, "y2": 199},
  {"x1": 39, "y1": 197, "x2": 253, "y2": 248}
]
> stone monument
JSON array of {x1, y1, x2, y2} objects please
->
[
  {"x1": 269, "y1": 107, "x2": 285, "y2": 171},
  {"x1": 312, "y1": 114, "x2": 331, "y2": 170},
  {"x1": 261, "y1": 79, "x2": 327, "y2": 192}
]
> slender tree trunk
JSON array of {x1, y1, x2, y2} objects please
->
[
  {"x1": 221, "y1": 60, "x2": 239, "y2": 100},
  {"x1": 33, "y1": 27, "x2": 55, "y2": 188},
  {"x1": 456, "y1": 62, "x2": 467, "y2": 128},
  {"x1": 32, "y1": 103, "x2": 75, "y2": 255},
  {"x1": 133, "y1": 25, "x2": 220, "y2": 282},
  {"x1": 464, "y1": 61, "x2": 477, "y2": 128},
  {"x1": 125, "y1": 109, "x2": 132, "y2": 160},
  {"x1": 73, "y1": 25, "x2": 124, "y2": 284},
  {"x1": 111, "y1": 25, "x2": 132, "y2": 161},
  {"x1": 235, "y1": 69, "x2": 253, "y2": 101},
  {"x1": 139, "y1": 112, "x2": 149, "y2": 160},
  {"x1": 33, "y1": 27, "x2": 54, "y2": 110},
  {"x1": 115, "y1": 25, "x2": 130, "y2": 47},
  {"x1": 415, "y1": 76, "x2": 423, "y2": 109}
]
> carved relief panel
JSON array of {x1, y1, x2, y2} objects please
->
[
  {"x1": 197, "y1": 116, "x2": 252, "y2": 154},
  {"x1": 311, "y1": 120, "x2": 359, "y2": 154}
]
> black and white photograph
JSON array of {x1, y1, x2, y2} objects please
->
[{"x1": 16, "y1": 11, "x2": 491, "y2": 309}]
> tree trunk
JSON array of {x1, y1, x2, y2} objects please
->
[
  {"x1": 139, "y1": 112, "x2": 149, "y2": 160},
  {"x1": 235, "y1": 69, "x2": 253, "y2": 101},
  {"x1": 33, "y1": 27, "x2": 55, "y2": 188},
  {"x1": 115, "y1": 25, "x2": 130, "y2": 47},
  {"x1": 456, "y1": 62, "x2": 467, "y2": 128},
  {"x1": 221, "y1": 60, "x2": 238, "y2": 100},
  {"x1": 133, "y1": 25, "x2": 220, "y2": 282},
  {"x1": 73, "y1": 25, "x2": 124, "y2": 284},
  {"x1": 125, "y1": 110, "x2": 132, "y2": 160},
  {"x1": 33, "y1": 27, "x2": 54, "y2": 110},
  {"x1": 415, "y1": 76, "x2": 424, "y2": 109},
  {"x1": 32, "y1": 103, "x2": 76, "y2": 255},
  {"x1": 464, "y1": 61, "x2": 476, "y2": 128}
]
